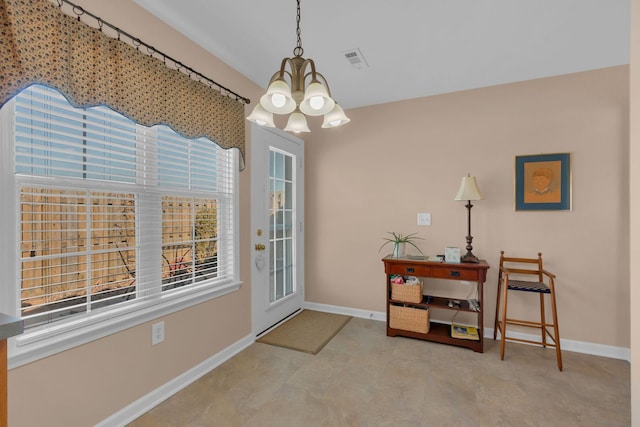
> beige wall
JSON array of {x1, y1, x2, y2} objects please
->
[
  {"x1": 305, "y1": 66, "x2": 630, "y2": 348},
  {"x1": 5, "y1": 1, "x2": 633, "y2": 426},
  {"x1": 7, "y1": 1, "x2": 263, "y2": 426},
  {"x1": 630, "y1": 0, "x2": 639, "y2": 424}
]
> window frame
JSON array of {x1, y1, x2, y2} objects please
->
[{"x1": 0, "y1": 88, "x2": 241, "y2": 368}]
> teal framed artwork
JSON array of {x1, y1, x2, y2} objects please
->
[{"x1": 515, "y1": 153, "x2": 572, "y2": 211}]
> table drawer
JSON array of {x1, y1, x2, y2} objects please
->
[
  {"x1": 387, "y1": 264, "x2": 432, "y2": 277},
  {"x1": 430, "y1": 266, "x2": 480, "y2": 281}
]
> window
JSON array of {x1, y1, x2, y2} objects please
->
[
  {"x1": 1, "y1": 85, "x2": 239, "y2": 364},
  {"x1": 20, "y1": 188, "x2": 137, "y2": 329}
]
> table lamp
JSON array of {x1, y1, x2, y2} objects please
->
[{"x1": 454, "y1": 174, "x2": 484, "y2": 263}]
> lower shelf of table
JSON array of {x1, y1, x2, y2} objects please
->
[{"x1": 387, "y1": 321, "x2": 484, "y2": 353}]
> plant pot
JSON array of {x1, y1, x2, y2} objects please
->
[{"x1": 393, "y1": 242, "x2": 406, "y2": 258}]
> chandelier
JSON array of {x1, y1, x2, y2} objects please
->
[{"x1": 246, "y1": 0, "x2": 350, "y2": 133}]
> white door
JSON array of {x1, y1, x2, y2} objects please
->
[{"x1": 251, "y1": 125, "x2": 304, "y2": 336}]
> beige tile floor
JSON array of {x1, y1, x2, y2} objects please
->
[{"x1": 129, "y1": 317, "x2": 630, "y2": 427}]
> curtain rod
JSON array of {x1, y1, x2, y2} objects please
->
[{"x1": 55, "y1": 0, "x2": 251, "y2": 105}]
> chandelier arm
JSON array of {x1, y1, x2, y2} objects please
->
[
  {"x1": 267, "y1": 67, "x2": 293, "y2": 85},
  {"x1": 304, "y1": 70, "x2": 333, "y2": 97},
  {"x1": 288, "y1": 57, "x2": 309, "y2": 94},
  {"x1": 267, "y1": 71, "x2": 281, "y2": 85},
  {"x1": 304, "y1": 58, "x2": 319, "y2": 80},
  {"x1": 275, "y1": 58, "x2": 294, "y2": 81}
]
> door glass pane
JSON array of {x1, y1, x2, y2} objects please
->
[
  {"x1": 284, "y1": 154, "x2": 293, "y2": 181},
  {"x1": 275, "y1": 150, "x2": 284, "y2": 179},
  {"x1": 284, "y1": 182, "x2": 293, "y2": 210},
  {"x1": 285, "y1": 238, "x2": 293, "y2": 296},
  {"x1": 269, "y1": 148, "x2": 295, "y2": 304},
  {"x1": 269, "y1": 240, "x2": 275, "y2": 302},
  {"x1": 284, "y1": 211, "x2": 293, "y2": 238}
]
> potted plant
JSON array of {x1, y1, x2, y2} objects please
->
[{"x1": 379, "y1": 232, "x2": 424, "y2": 258}]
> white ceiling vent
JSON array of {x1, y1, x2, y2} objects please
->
[{"x1": 342, "y1": 48, "x2": 369, "y2": 70}]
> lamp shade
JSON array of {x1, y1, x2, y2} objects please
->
[
  {"x1": 454, "y1": 175, "x2": 484, "y2": 201},
  {"x1": 299, "y1": 81, "x2": 335, "y2": 116},
  {"x1": 284, "y1": 111, "x2": 310, "y2": 133},
  {"x1": 246, "y1": 104, "x2": 275, "y2": 127},
  {"x1": 260, "y1": 79, "x2": 296, "y2": 114},
  {"x1": 321, "y1": 103, "x2": 350, "y2": 128}
]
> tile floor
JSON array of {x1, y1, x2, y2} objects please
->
[{"x1": 129, "y1": 317, "x2": 630, "y2": 427}]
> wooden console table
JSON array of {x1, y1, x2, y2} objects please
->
[{"x1": 383, "y1": 256, "x2": 490, "y2": 352}]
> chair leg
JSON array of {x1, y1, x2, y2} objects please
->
[
  {"x1": 499, "y1": 278, "x2": 509, "y2": 361},
  {"x1": 549, "y1": 289, "x2": 563, "y2": 371},
  {"x1": 539, "y1": 293, "x2": 547, "y2": 348},
  {"x1": 494, "y1": 279, "x2": 502, "y2": 340}
]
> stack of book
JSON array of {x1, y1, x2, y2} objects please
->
[{"x1": 451, "y1": 324, "x2": 479, "y2": 341}]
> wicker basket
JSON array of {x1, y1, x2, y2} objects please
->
[
  {"x1": 391, "y1": 281, "x2": 423, "y2": 303},
  {"x1": 389, "y1": 305, "x2": 430, "y2": 334}
]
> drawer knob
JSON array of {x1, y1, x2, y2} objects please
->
[
  {"x1": 449, "y1": 271, "x2": 460, "y2": 277},
  {"x1": 406, "y1": 267, "x2": 415, "y2": 273}
]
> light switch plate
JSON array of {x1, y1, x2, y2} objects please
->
[{"x1": 417, "y1": 213, "x2": 431, "y2": 226}]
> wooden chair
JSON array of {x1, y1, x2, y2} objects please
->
[{"x1": 493, "y1": 251, "x2": 562, "y2": 371}]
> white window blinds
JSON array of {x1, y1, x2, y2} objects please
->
[
  {"x1": 7, "y1": 84, "x2": 238, "y2": 344},
  {"x1": 15, "y1": 87, "x2": 139, "y2": 182}
]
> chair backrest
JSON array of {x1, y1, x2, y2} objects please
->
[{"x1": 498, "y1": 251, "x2": 544, "y2": 282}]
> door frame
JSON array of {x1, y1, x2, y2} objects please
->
[{"x1": 250, "y1": 124, "x2": 304, "y2": 336}]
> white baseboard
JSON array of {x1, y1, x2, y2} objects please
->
[
  {"x1": 304, "y1": 301, "x2": 631, "y2": 362},
  {"x1": 96, "y1": 334, "x2": 254, "y2": 427},
  {"x1": 490, "y1": 328, "x2": 630, "y2": 361},
  {"x1": 99, "y1": 302, "x2": 629, "y2": 425},
  {"x1": 303, "y1": 301, "x2": 386, "y2": 322}
]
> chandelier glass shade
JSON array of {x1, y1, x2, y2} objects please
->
[
  {"x1": 246, "y1": 104, "x2": 276, "y2": 128},
  {"x1": 322, "y1": 103, "x2": 350, "y2": 128},
  {"x1": 246, "y1": 0, "x2": 350, "y2": 133},
  {"x1": 285, "y1": 109, "x2": 311, "y2": 133}
]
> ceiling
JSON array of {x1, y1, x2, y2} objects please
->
[{"x1": 134, "y1": 0, "x2": 629, "y2": 110}]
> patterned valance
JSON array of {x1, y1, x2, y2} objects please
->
[{"x1": 0, "y1": 0, "x2": 247, "y2": 169}]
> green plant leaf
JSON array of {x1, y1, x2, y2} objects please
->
[{"x1": 378, "y1": 232, "x2": 424, "y2": 254}]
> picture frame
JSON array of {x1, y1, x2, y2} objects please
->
[
  {"x1": 515, "y1": 153, "x2": 571, "y2": 211},
  {"x1": 444, "y1": 247, "x2": 461, "y2": 263}
]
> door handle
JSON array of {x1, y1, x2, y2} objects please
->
[{"x1": 255, "y1": 243, "x2": 266, "y2": 251}]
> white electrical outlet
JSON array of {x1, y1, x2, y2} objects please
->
[
  {"x1": 152, "y1": 321, "x2": 165, "y2": 346},
  {"x1": 417, "y1": 213, "x2": 431, "y2": 226}
]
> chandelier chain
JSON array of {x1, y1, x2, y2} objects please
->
[{"x1": 293, "y1": 0, "x2": 304, "y2": 57}]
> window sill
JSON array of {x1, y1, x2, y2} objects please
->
[{"x1": 8, "y1": 280, "x2": 242, "y2": 369}]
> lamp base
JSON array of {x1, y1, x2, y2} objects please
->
[{"x1": 461, "y1": 252, "x2": 479, "y2": 263}]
